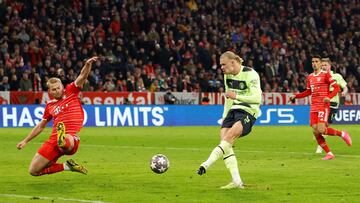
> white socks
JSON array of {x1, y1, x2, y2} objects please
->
[
  {"x1": 315, "y1": 145, "x2": 323, "y2": 153},
  {"x1": 63, "y1": 163, "x2": 70, "y2": 171},
  {"x1": 224, "y1": 148, "x2": 242, "y2": 185},
  {"x1": 202, "y1": 140, "x2": 232, "y2": 169},
  {"x1": 327, "y1": 151, "x2": 334, "y2": 156},
  {"x1": 202, "y1": 140, "x2": 243, "y2": 185}
]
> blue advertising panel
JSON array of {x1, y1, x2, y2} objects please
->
[
  {"x1": 0, "y1": 105, "x2": 222, "y2": 127},
  {"x1": 0, "y1": 105, "x2": 357, "y2": 128},
  {"x1": 332, "y1": 106, "x2": 360, "y2": 124}
]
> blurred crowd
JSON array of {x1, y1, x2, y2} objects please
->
[{"x1": 0, "y1": 0, "x2": 359, "y2": 93}]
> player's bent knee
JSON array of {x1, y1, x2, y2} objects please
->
[
  {"x1": 60, "y1": 134, "x2": 75, "y2": 152},
  {"x1": 223, "y1": 132, "x2": 238, "y2": 144},
  {"x1": 29, "y1": 169, "x2": 41, "y2": 176},
  {"x1": 318, "y1": 128, "x2": 326, "y2": 134},
  {"x1": 312, "y1": 127, "x2": 319, "y2": 134}
]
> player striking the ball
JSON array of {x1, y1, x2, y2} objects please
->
[
  {"x1": 17, "y1": 56, "x2": 98, "y2": 176},
  {"x1": 197, "y1": 51, "x2": 262, "y2": 189}
]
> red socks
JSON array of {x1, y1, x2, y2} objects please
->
[
  {"x1": 39, "y1": 163, "x2": 64, "y2": 175},
  {"x1": 314, "y1": 134, "x2": 330, "y2": 153},
  {"x1": 325, "y1": 127, "x2": 342, "y2": 136}
]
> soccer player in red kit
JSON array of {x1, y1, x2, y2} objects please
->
[
  {"x1": 17, "y1": 56, "x2": 98, "y2": 176},
  {"x1": 290, "y1": 55, "x2": 352, "y2": 160}
]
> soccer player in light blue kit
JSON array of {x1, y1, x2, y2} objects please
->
[{"x1": 197, "y1": 51, "x2": 262, "y2": 189}]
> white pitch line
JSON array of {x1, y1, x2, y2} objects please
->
[
  {"x1": 0, "y1": 194, "x2": 108, "y2": 203},
  {"x1": 81, "y1": 143, "x2": 360, "y2": 158}
]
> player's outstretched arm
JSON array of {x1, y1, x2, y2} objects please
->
[
  {"x1": 75, "y1": 56, "x2": 99, "y2": 88},
  {"x1": 17, "y1": 119, "x2": 48, "y2": 150},
  {"x1": 335, "y1": 73, "x2": 348, "y2": 97},
  {"x1": 289, "y1": 89, "x2": 311, "y2": 103},
  {"x1": 294, "y1": 89, "x2": 311, "y2": 99},
  {"x1": 326, "y1": 82, "x2": 340, "y2": 101}
]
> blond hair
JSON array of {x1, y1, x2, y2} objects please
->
[
  {"x1": 46, "y1": 77, "x2": 62, "y2": 88},
  {"x1": 220, "y1": 51, "x2": 244, "y2": 65}
]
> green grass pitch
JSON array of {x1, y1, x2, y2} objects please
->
[{"x1": 0, "y1": 125, "x2": 359, "y2": 203}]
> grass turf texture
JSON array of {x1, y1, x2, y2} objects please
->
[{"x1": 0, "y1": 125, "x2": 359, "y2": 202}]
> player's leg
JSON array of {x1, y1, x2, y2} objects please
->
[
  {"x1": 311, "y1": 111, "x2": 334, "y2": 160},
  {"x1": 30, "y1": 154, "x2": 87, "y2": 175},
  {"x1": 315, "y1": 108, "x2": 335, "y2": 154},
  {"x1": 60, "y1": 134, "x2": 75, "y2": 153},
  {"x1": 316, "y1": 123, "x2": 335, "y2": 160},
  {"x1": 328, "y1": 107, "x2": 337, "y2": 124},
  {"x1": 57, "y1": 122, "x2": 78, "y2": 153},
  {"x1": 29, "y1": 153, "x2": 62, "y2": 176},
  {"x1": 318, "y1": 109, "x2": 352, "y2": 146},
  {"x1": 197, "y1": 128, "x2": 232, "y2": 175},
  {"x1": 36, "y1": 138, "x2": 87, "y2": 175},
  {"x1": 62, "y1": 136, "x2": 87, "y2": 174},
  {"x1": 220, "y1": 121, "x2": 245, "y2": 189},
  {"x1": 324, "y1": 127, "x2": 352, "y2": 146},
  {"x1": 197, "y1": 111, "x2": 237, "y2": 175}
]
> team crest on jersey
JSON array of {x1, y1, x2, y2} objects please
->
[
  {"x1": 226, "y1": 79, "x2": 247, "y2": 90},
  {"x1": 239, "y1": 82, "x2": 246, "y2": 89},
  {"x1": 54, "y1": 106, "x2": 61, "y2": 115}
]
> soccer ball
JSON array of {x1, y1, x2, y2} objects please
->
[{"x1": 150, "y1": 154, "x2": 170, "y2": 174}]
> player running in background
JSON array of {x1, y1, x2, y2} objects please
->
[
  {"x1": 17, "y1": 56, "x2": 98, "y2": 176},
  {"x1": 315, "y1": 57, "x2": 348, "y2": 154},
  {"x1": 197, "y1": 51, "x2": 262, "y2": 189},
  {"x1": 290, "y1": 55, "x2": 352, "y2": 160}
]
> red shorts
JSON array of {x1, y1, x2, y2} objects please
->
[
  {"x1": 38, "y1": 135, "x2": 80, "y2": 163},
  {"x1": 310, "y1": 109, "x2": 329, "y2": 126}
]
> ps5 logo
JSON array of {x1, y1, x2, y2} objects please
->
[{"x1": 259, "y1": 108, "x2": 295, "y2": 124}]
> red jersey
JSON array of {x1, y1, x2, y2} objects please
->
[
  {"x1": 43, "y1": 82, "x2": 84, "y2": 141},
  {"x1": 297, "y1": 70, "x2": 337, "y2": 112}
]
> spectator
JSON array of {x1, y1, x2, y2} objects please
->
[
  {"x1": 9, "y1": 74, "x2": 19, "y2": 91},
  {"x1": 103, "y1": 79, "x2": 116, "y2": 92},
  {"x1": 124, "y1": 98, "x2": 132, "y2": 105},
  {"x1": 19, "y1": 72, "x2": 32, "y2": 91},
  {"x1": 201, "y1": 97, "x2": 210, "y2": 105},
  {"x1": 0, "y1": 76, "x2": 10, "y2": 91},
  {"x1": 33, "y1": 73, "x2": 42, "y2": 91},
  {"x1": 164, "y1": 90, "x2": 177, "y2": 104}
]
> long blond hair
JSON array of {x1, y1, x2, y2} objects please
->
[{"x1": 220, "y1": 51, "x2": 244, "y2": 65}]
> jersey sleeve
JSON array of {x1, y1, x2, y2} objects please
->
[
  {"x1": 222, "y1": 74, "x2": 232, "y2": 118},
  {"x1": 334, "y1": 74, "x2": 347, "y2": 89},
  {"x1": 234, "y1": 71, "x2": 262, "y2": 104},
  {"x1": 66, "y1": 82, "x2": 81, "y2": 96},
  {"x1": 42, "y1": 104, "x2": 52, "y2": 121},
  {"x1": 305, "y1": 76, "x2": 310, "y2": 90},
  {"x1": 326, "y1": 72, "x2": 337, "y2": 85}
]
